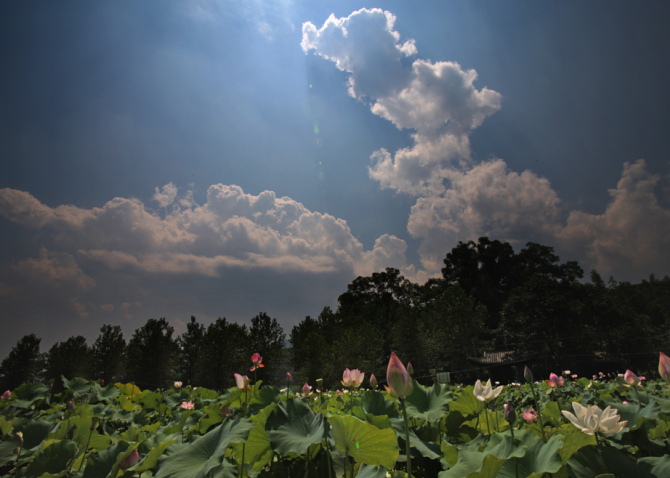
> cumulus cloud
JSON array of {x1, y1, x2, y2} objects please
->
[
  {"x1": 303, "y1": 8, "x2": 502, "y2": 198},
  {"x1": 0, "y1": 183, "x2": 411, "y2": 281},
  {"x1": 558, "y1": 160, "x2": 670, "y2": 279},
  {"x1": 304, "y1": 9, "x2": 670, "y2": 281},
  {"x1": 14, "y1": 248, "x2": 95, "y2": 290}
]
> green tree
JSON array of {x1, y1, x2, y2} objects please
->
[
  {"x1": 45, "y1": 335, "x2": 91, "y2": 389},
  {"x1": 177, "y1": 316, "x2": 205, "y2": 386},
  {"x1": 196, "y1": 318, "x2": 250, "y2": 390},
  {"x1": 91, "y1": 325, "x2": 126, "y2": 384},
  {"x1": 0, "y1": 334, "x2": 44, "y2": 391},
  {"x1": 125, "y1": 318, "x2": 178, "y2": 389},
  {"x1": 249, "y1": 312, "x2": 285, "y2": 385}
]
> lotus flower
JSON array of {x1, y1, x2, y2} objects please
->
[
  {"x1": 473, "y1": 379, "x2": 503, "y2": 402},
  {"x1": 546, "y1": 373, "x2": 565, "y2": 387},
  {"x1": 302, "y1": 383, "x2": 312, "y2": 394},
  {"x1": 523, "y1": 408, "x2": 537, "y2": 424},
  {"x1": 174, "y1": 381, "x2": 182, "y2": 388},
  {"x1": 250, "y1": 353, "x2": 265, "y2": 372},
  {"x1": 180, "y1": 400, "x2": 194, "y2": 410},
  {"x1": 385, "y1": 352, "x2": 412, "y2": 399},
  {"x1": 1, "y1": 390, "x2": 10, "y2": 400},
  {"x1": 120, "y1": 449, "x2": 139, "y2": 470},
  {"x1": 624, "y1": 370, "x2": 640, "y2": 387},
  {"x1": 234, "y1": 373, "x2": 251, "y2": 391},
  {"x1": 660, "y1": 352, "x2": 670, "y2": 383},
  {"x1": 369, "y1": 373, "x2": 378, "y2": 390},
  {"x1": 341, "y1": 368, "x2": 365, "y2": 388},
  {"x1": 561, "y1": 402, "x2": 628, "y2": 436}
]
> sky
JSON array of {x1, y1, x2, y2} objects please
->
[{"x1": 1, "y1": 0, "x2": 670, "y2": 359}]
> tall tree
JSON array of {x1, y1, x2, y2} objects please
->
[
  {"x1": 45, "y1": 335, "x2": 91, "y2": 388},
  {"x1": 177, "y1": 316, "x2": 205, "y2": 385},
  {"x1": 125, "y1": 318, "x2": 178, "y2": 389},
  {"x1": 91, "y1": 325, "x2": 126, "y2": 384},
  {"x1": 0, "y1": 334, "x2": 44, "y2": 391},
  {"x1": 249, "y1": 312, "x2": 285, "y2": 385},
  {"x1": 196, "y1": 318, "x2": 249, "y2": 390}
]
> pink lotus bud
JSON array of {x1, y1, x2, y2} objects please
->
[
  {"x1": 67, "y1": 401, "x2": 76, "y2": 411},
  {"x1": 385, "y1": 352, "x2": 412, "y2": 399},
  {"x1": 523, "y1": 408, "x2": 537, "y2": 424},
  {"x1": 234, "y1": 373, "x2": 251, "y2": 391},
  {"x1": 302, "y1": 383, "x2": 312, "y2": 394},
  {"x1": 286, "y1": 372, "x2": 292, "y2": 382},
  {"x1": 659, "y1": 352, "x2": 670, "y2": 383},
  {"x1": 119, "y1": 449, "x2": 139, "y2": 470},
  {"x1": 624, "y1": 370, "x2": 640, "y2": 387},
  {"x1": 370, "y1": 374, "x2": 378, "y2": 389},
  {"x1": 180, "y1": 400, "x2": 194, "y2": 410},
  {"x1": 546, "y1": 373, "x2": 565, "y2": 387},
  {"x1": 250, "y1": 353, "x2": 265, "y2": 372},
  {"x1": 1, "y1": 390, "x2": 11, "y2": 400}
]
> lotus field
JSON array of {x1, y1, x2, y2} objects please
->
[{"x1": 2, "y1": 353, "x2": 670, "y2": 477}]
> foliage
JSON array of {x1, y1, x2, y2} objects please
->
[{"x1": 0, "y1": 334, "x2": 44, "y2": 391}]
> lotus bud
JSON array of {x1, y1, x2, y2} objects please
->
[
  {"x1": 234, "y1": 373, "x2": 251, "y2": 391},
  {"x1": 524, "y1": 365, "x2": 533, "y2": 383},
  {"x1": 1, "y1": 390, "x2": 10, "y2": 400},
  {"x1": 385, "y1": 352, "x2": 412, "y2": 399},
  {"x1": 504, "y1": 402, "x2": 516, "y2": 423},
  {"x1": 407, "y1": 362, "x2": 414, "y2": 375},
  {"x1": 624, "y1": 370, "x2": 640, "y2": 387},
  {"x1": 67, "y1": 401, "x2": 76, "y2": 411},
  {"x1": 370, "y1": 374, "x2": 378, "y2": 389},
  {"x1": 286, "y1": 372, "x2": 292, "y2": 382},
  {"x1": 546, "y1": 373, "x2": 565, "y2": 387},
  {"x1": 659, "y1": 352, "x2": 670, "y2": 383},
  {"x1": 302, "y1": 383, "x2": 312, "y2": 394},
  {"x1": 16, "y1": 432, "x2": 23, "y2": 446},
  {"x1": 119, "y1": 449, "x2": 139, "y2": 470}
]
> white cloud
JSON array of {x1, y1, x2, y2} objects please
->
[
  {"x1": 152, "y1": 182, "x2": 178, "y2": 208},
  {"x1": 14, "y1": 248, "x2": 95, "y2": 290},
  {"x1": 557, "y1": 160, "x2": 670, "y2": 279}
]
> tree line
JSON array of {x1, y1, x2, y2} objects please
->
[{"x1": 1, "y1": 237, "x2": 669, "y2": 391}]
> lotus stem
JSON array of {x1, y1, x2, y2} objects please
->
[
  {"x1": 400, "y1": 398, "x2": 412, "y2": 478},
  {"x1": 528, "y1": 382, "x2": 546, "y2": 442}
]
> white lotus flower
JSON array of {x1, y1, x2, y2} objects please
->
[
  {"x1": 561, "y1": 402, "x2": 628, "y2": 436},
  {"x1": 473, "y1": 379, "x2": 503, "y2": 402}
]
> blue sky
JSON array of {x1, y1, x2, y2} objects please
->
[{"x1": 1, "y1": 1, "x2": 669, "y2": 358}]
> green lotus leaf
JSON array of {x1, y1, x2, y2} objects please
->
[
  {"x1": 557, "y1": 425, "x2": 597, "y2": 464},
  {"x1": 62, "y1": 376, "x2": 93, "y2": 397},
  {"x1": 17, "y1": 418, "x2": 54, "y2": 449},
  {"x1": 82, "y1": 441, "x2": 129, "y2": 478},
  {"x1": 405, "y1": 382, "x2": 451, "y2": 424},
  {"x1": 115, "y1": 383, "x2": 141, "y2": 399},
  {"x1": 355, "y1": 464, "x2": 388, "y2": 478},
  {"x1": 439, "y1": 432, "x2": 528, "y2": 478},
  {"x1": 567, "y1": 445, "x2": 643, "y2": 478},
  {"x1": 639, "y1": 454, "x2": 670, "y2": 478},
  {"x1": 133, "y1": 440, "x2": 174, "y2": 473},
  {"x1": 24, "y1": 439, "x2": 78, "y2": 478},
  {"x1": 0, "y1": 432, "x2": 24, "y2": 467},
  {"x1": 154, "y1": 417, "x2": 253, "y2": 478},
  {"x1": 266, "y1": 398, "x2": 324, "y2": 456},
  {"x1": 329, "y1": 415, "x2": 399, "y2": 470},
  {"x1": 360, "y1": 391, "x2": 399, "y2": 419},
  {"x1": 91, "y1": 383, "x2": 121, "y2": 403},
  {"x1": 496, "y1": 430, "x2": 563, "y2": 478},
  {"x1": 448, "y1": 386, "x2": 485, "y2": 417},
  {"x1": 12, "y1": 382, "x2": 49, "y2": 408},
  {"x1": 231, "y1": 403, "x2": 276, "y2": 472}
]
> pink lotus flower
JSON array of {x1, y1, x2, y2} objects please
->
[
  {"x1": 302, "y1": 383, "x2": 312, "y2": 394},
  {"x1": 546, "y1": 373, "x2": 565, "y2": 387},
  {"x1": 624, "y1": 370, "x2": 640, "y2": 387},
  {"x1": 1, "y1": 390, "x2": 10, "y2": 400},
  {"x1": 341, "y1": 368, "x2": 365, "y2": 388},
  {"x1": 385, "y1": 352, "x2": 412, "y2": 399},
  {"x1": 523, "y1": 408, "x2": 538, "y2": 424},
  {"x1": 180, "y1": 400, "x2": 194, "y2": 410},
  {"x1": 659, "y1": 352, "x2": 670, "y2": 383},
  {"x1": 250, "y1": 353, "x2": 265, "y2": 372},
  {"x1": 234, "y1": 373, "x2": 251, "y2": 391},
  {"x1": 119, "y1": 449, "x2": 139, "y2": 470}
]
